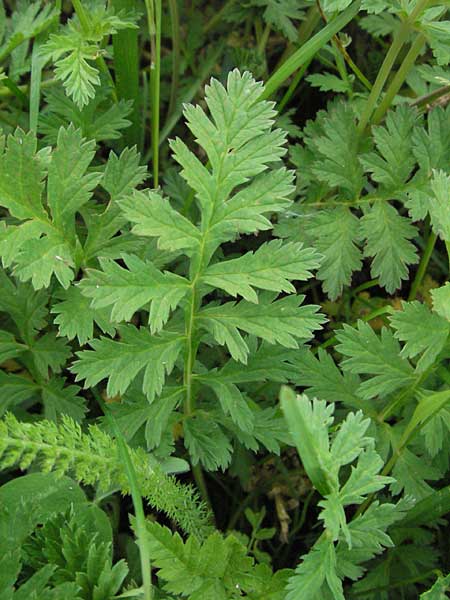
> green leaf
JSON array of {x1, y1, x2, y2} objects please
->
[
  {"x1": 120, "y1": 189, "x2": 202, "y2": 254},
  {"x1": 360, "y1": 105, "x2": 417, "y2": 192},
  {"x1": 360, "y1": 202, "x2": 418, "y2": 294},
  {"x1": 201, "y1": 341, "x2": 297, "y2": 385},
  {"x1": 432, "y1": 283, "x2": 450, "y2": 321},
  {"x1": 253, "y1": 0, "x2": 304, "y2": 42},
  {"x1": 201, "y1": 240, "x2": 321, "y2": 302},
  {"x1": 12, "y1": 233, "x2": 75, "y2": 289},
  {"x1": 0, "y1": 372, "x2": 39, "y2": 415},
  {"x1": 202, "y1": 379, "x2": 255, "y2": 433},
  {"x1": 391, "y1": 448, "x2": 441, "y2": 501},
  {"x1": 0, "y1": 472, "x2": 86, "y2": 552},
  {"x1": 421, "y1": 573, "x2": 450, "y2": 599},
  {"x1": 280, "y1": 388, "x2": 333, "y2": 496},
  {"x1": 336, "y1": 500, "x2": 408, "y2": 580},
  {"x1": 286, "y1": 539, "x2": 344, "y2": 600},
  {"x1": 0, "y1": 272, "x2": 48, "y2": 339},
  {"x1": 0, "y1": 126, "x2": 103, "y2": 290},
  {"x1": 209, "y1": 169, "x2": 294, "y2": 243},
  {"x1": 290, "y1": 347, "x2": 362, "y2": 409},
  {"x1": 310, "y1": 102, "x2": 364, "y2": 199},
  {"x1": 145, "y1": 521, "x2": 255, "y2": 596},
  {"x1": 422, "y1": 18, "x2": 450, "y2": 66},
  {"x1": 307, "y1": 72, "x2": 350, "y2": 93},
  {"x1": 41, "y1": 29, "x2": 101, "y2": 108},
  {"x1": 336, "y1": 321, "x2": 415, "y2": 399},
  {"x1": 72, "y1": 325, "x2": 184, "y2": 402},
  {"x1": 198, "y1": 295, "x2": 325, "y2": 363},
  {"x1": 184, "y1": 414, "x2": 233, "y2": 471},
  {"x1": 30, "y1": 332, "x2": 71, "y2": 378},
  {"x1": 51, "y1": 285, "x2": 115, "y2": 345},
  {"x1": 102, "y1": 146, "x2": 147, "y2": 202},
  {"x1": 41, "y1": 377, "x2": 86, "y2": 422},
  {"x1": 40, "y1": 86, "x2": 134, "y2": 145},
  {"x1": 169, "y1": 70, "x2": 290, "y2": 253},
  {"x1": 80, "y1": 254, "x2": 190, "y2": 331},
  {"x1": 0, "y1": 129, "x2": 47, "y2": 221},
  {"x1": 390, "y1": 301, "x2": 450, "y2": 372},
  {"x1": 338, "y1": 447, "x2": 393, "y2": 506},
  {"x1": 0, "y1": 330, "x2": 27, "y2": 363},
  {"x1": 47, "y1": 126, "x2": 102, "y2": 234},
  {"x1": 412, "y1": 105, "x2": 450, "y2": 176},
  {"x1": 0, "y1": 2, "x2": 57, "y2": 64},
  {"x1": 307, "y1": 207, "x2": 362, "y2": 300},
  {"x1": 428, "y1": 170, "x2": 450, "y2": 242}
]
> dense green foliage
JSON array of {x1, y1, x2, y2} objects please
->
[{"x1": 0, "y1": 0, "x2": 449, "y2": 598}]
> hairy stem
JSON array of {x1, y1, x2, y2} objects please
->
[
  {"x1": 372, "y1": 33, "x2": 427, "y2": 124},
  {"x1": 357, "y1": 0, "x2": 432, "y2": 133}
]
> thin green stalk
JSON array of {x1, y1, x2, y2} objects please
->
[
  {"x1": 111, "y1": 0, "x2": 141, "y2": 147},
  {"x1": 144, "y1": 42, "x2": 225, "y2": 164},
  {"x1": 162, "y1": 45, "x2": 223, "y2": 146},
  {"x1": 408, "y1": 229, "x2": 437, "y2": 301},
  {"x1": 102, "y1": 403, "x2": 153, "y2": 600},
  {"x1": 167, "y1": 0, "x2": 181, "y2": 118},
  {"x1": 257, "y1": 22, "x2": 271, "y2": 57},
  {"x1": 203, "y1": 0, "x2": 237, "y2": 33},
  {"x1": 412, "y1": 84, "x2": 450, "y2": 109},
  {"x1": 316, "y1": 0, "x2": 372, "y2": 92},
  {"x1": 372, "y1": 33, "x2": 427, "y2": 125},
  {"x1": 29, "y1": 41, "x2": 44, "y2": 133},
  {"x1": 357, "y1": 0, "x2": 432, "y2": 133},
  {"x1": 146, "y1": 0, "x2": 162, "y2": 187},
  {"x1": 261, "y1": 1, "x2": 361, "y2": 100},
  {"x1": 72, "y1": 0, "x2": 90, "y2": 31},
  {"x1": 357, "y1": 26, "x2": 410, "y2": 133}
]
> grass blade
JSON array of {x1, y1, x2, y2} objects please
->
[{"x1": 261, "y1": 1, "x2": 361, "y2": 99}]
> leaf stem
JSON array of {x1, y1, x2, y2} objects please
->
[
  {"x1": 145, "y1": 0, "x2": 162, "y2": 187},
  {"x1": 408, "y1": 229, "x2": 437, "y2": 301},
  {"x1": 357, "y1": 0, "x2": 432, "y2": 133},
  {"x1": 167, "y1": 0, "x2": 181, "y2": 119},
  {"x1": 372, "y1": 33, "x2": 426, "y2": 125},
  {"x1": 29, "y1": 42, "x2": 44, "y2": 133}
]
